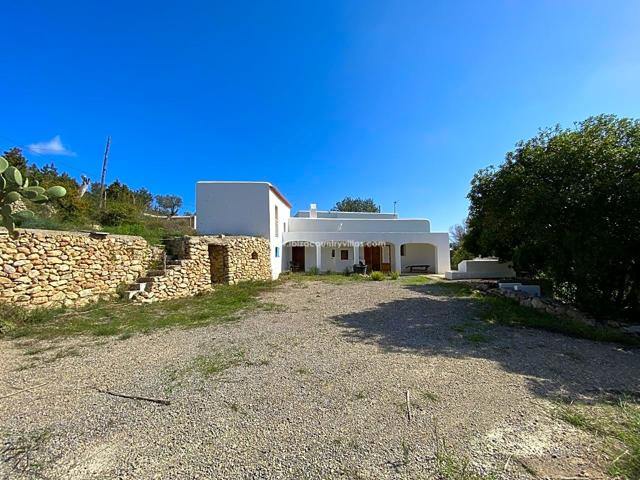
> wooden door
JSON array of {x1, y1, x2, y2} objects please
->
[
  {"x1": 291, "y1": 246, "x2": 305, "y2": 272},
  {"x1": 364, "y1": 246, "x2": 381, "y2": 272}
]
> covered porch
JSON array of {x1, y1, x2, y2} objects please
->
[
  {"x1": 283, "y1": 240, "x2": 447, "y2": 274},
  {"x1": 283, "y1": 242, "x2": 401, "y2": 274}
]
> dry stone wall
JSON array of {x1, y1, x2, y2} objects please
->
[
  {"x1": 0, "y1": 229, "x2": 160, "y2": 308},
  {"x1": 1, "y1": 230, "x2": 272, "y2": 309},
  {"x1": 134, "y1": 235, "x2": 271, "y2": 303}
]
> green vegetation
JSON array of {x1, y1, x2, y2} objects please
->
[
  {"x1": 463, "y1": 332, "x2": 489, "y2": 344},
  {"x1": 464, "y1": 115, "x2": 640, "y2": 321},
  {"x1": 1, "y1": 281, "x2": 276, "y2": 340},
  {"x1": 369, "y1": 271, "x2": 385, "y2": 281},
  {"x1": 403, "y1": 277, "x2": 639, "y2": 346},
  {"x1": 192, "y1": 349, "x2": 245, "y2": 377},
  {"x1": 433, "y1": 433, "x2": 496, "y2": 480},
  {"x1": 0, "y1": 155, "x2": 66, "y2": 238},
  {"x1": 288, "y1": 271, "x2": 368, "y2": 285},
  {"x1": 1, "y1": 148, "x2": 193, "y2": 244},
  {"x1": 1, "y1": 427, "x2": 52, "y2": 475},
  {"x1": 479, "y1": 294, "x2": 639, "y2": 346},
  {"x1": 557, "y1": 396, "x2": 640, "y2": 479},
  {"x1": 421, "y1": 391, "x2": 439, "y2": 403},
  {"x1": 449, "y1": 223, "x2": 473, "y2": 269},
  {"x1": 332, "y1": 196, "x2": 380, "y2": 213}
]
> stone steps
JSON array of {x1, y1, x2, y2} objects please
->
[{"x1": 125, "y1": 281, "x2": 149, "y2": 300}]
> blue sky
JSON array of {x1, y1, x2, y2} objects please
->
[{"x1": 2, "y1": 1, "x2": 639, "y2": 231}]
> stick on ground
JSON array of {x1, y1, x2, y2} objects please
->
[
  {"x1": 0, "y1": 382, "x2": 51, "y2": 400},
  {"x1": 406, "y1": 390, "x2": 412, "y2": 422},
  {"x1": 96, "y1": 388, "x2": 171, "y2": 406}
]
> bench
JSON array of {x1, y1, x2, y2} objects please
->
[{"x1": 406, "y1": 264, "x2": 430, "y2": 273}]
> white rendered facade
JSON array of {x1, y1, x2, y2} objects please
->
[{"x1": 196, "y1": 182, "x2": 450, "y2": 278}]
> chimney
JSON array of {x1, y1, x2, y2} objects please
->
[{"x1": 309, "y1": 203, "x2": 317, "y2": 219}]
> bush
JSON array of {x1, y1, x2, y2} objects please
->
[
  {"x1": 390, "y1": 271, "x2": 400, "y2": 280},
  {"x1": 465, "y1": 115, "x2": 640, "y2": 321},
  {"x1": 307, "y1": 266, "x2": 320, "y2": 275},
  {"x1": 98, "y1": 202, "x2": 138, "y2": 226},
  {"x1": 370, "y1": 271, "x2": 384, "y2": 281}
]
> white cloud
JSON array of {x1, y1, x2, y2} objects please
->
[{"x1": 28, "y1": 135, "x2": 76, "y2": 156}]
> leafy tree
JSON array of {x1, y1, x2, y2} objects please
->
[
  {"x1": 449, "y1": 222, "x2": 473, "y2": 268},
  {"x1": 2, "y1": 148, "x2": 28, "y2": 170},
  {"x1": 332, "y1": 196, "x2": 380, "y2": 213},
  {"x1": 464, "y1": 115, "x2": 640, "y2": 320},
  {"x1": 155, "y1": 194, "x2": 183, "y2": 216}
]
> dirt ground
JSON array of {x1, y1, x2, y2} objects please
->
[{"x1": 1, "y1": 279, "x2": 638, "y2": 479}]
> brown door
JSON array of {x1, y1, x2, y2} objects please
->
[
  {"x1": 364, "y1": 246, "x2": 381, "y2": 272},
  {"x1": 291, "y1": 246, "x2": 305, "y2": 272}
]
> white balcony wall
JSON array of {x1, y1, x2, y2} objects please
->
[{"x1": 287, "y1": 218, "x2": 430, "y2": 233}]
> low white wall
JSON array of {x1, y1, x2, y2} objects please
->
[{"x1": 445, "y1": 259, "x2": 515, "y2": 279}]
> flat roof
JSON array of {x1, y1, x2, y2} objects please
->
[{"x1": 196, "y1": 181, "x2": 292, "y2": 209}]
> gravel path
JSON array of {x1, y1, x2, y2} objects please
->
[{"x1": 1, "y1": 279, "x2": 638, "y2": 479}]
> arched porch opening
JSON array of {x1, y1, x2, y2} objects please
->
[{"x1": 399, "y1": 243, "x2": 438, "y2": 274}]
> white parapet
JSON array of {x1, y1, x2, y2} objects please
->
[{"x1": 445, "y1": 258, "x2": 515, "y2": 280}]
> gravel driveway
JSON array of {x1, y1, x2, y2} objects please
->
[{"x1": 1, "y1": 279, "x2": 638, "y2": 479}]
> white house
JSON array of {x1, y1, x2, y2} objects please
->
[{"x1": 196, "y1": 181, "x2": 450, "y2": 279}]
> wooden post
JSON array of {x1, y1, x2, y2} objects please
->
[{"x1": 99, "y1": 136, "x2": 111, "y2": 209}]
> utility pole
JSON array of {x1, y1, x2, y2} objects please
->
[
  {"x1": 393, "y1": 200, "x2": 398, "y2": 215},
  {"x1": 99, "y1": 136, "x2": 111, "y2": 209}
]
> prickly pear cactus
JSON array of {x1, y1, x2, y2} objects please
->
[{"x1": 0, "y1": 155, "x2": 67, "y2": 238}]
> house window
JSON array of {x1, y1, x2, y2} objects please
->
[
  {"x1": 251, "y1": 251, "x2": 259, "y2": 260},
  {"x1": 274, "y1": 205, "x2": 279, "y2": 237},
  {"x1": 400, "y1": 245, "x2": 406, "y2": 256},
  {"x1": 274, "y1": 247, "x2": 280, "y2": 258},
  {"x1": 340, "y1": 250, "x2": 349, "y2": 260},
  {"x1": 331, "y1": 249, "x2": 336, "y2": 258}
]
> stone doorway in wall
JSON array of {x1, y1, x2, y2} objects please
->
[{"x1": 208, "y1": 244, "x2": 228, "y2": 284}]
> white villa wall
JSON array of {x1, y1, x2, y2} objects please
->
[
  {"x1": 288, "y1": 218, "x2": 431, "y2": 233},
  {"x1": 401, "y1": 244, "x2": 437, "y2": 273},
  {"x1": 268, "y1": 188, "x2": 291, "y2": 279},
  {"x1": 321, "y1": 246, "x2": 355, "y2": 272},
  {"x1": 295, "y1": 211, "x2": 398, "y2": 219},
  {"x1": 196, "y1": 182, "x2": 270, "y2": 237}
]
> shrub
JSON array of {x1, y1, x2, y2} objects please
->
[
  {"x1": 98, "y1": 202, "x2": 138, "y2": 226},
  {"x1": 307, "y1": 266, "x2": 320, "y2": 275},
  {"x1": 465, "y1": 115, "x2": 640, "y2": 321},
  {"x1": 370, "y1": 271, "x2": 384, "y2": 281},
  {"x1": 390, "y1": 271, "x2": 400, "y2": 280}
]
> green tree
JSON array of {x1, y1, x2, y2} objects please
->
[
  {"x1": 155, "y1": 194, "x2": 183, "y2": 216},
  {"x1": 464, "y1": 114, "x2": 640, "y2": 320},
  {"x1": 332, "y1": 196, "x2": 380, "y2": 213},
  {"x1": 449, "y1": 222, "x2": 473, "y2": 268},
  {"x1": 2, "y1": 148, "x2": 28, "y2": 170}
]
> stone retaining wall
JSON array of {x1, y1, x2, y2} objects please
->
[
  {"x1": 1, "y1": 229, "x2": 272, "y2": 309},
  {"x1": 134, "y1": 235, "x2": 271, "y2": 303},
  {"x1": 473, "y1": 282, "x2": 639, "y2": 336},
  {"x1": 0, "y1": 229, "x2": 160, "y2": 308}
]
